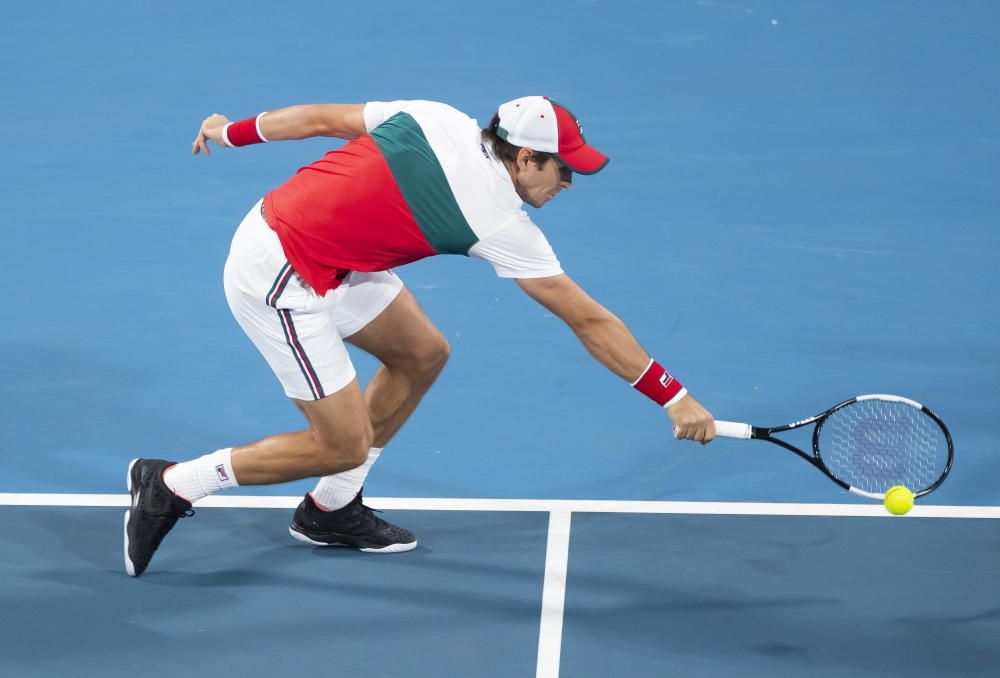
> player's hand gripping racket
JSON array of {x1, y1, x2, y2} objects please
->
[{"x1": 714, "y1": 394, "x2": 953, "y2": 499}]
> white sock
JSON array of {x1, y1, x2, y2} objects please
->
[
  {"x1": 163, "y1": 448, "x2": 239, "y2": 503},
  {"x1": 310, "y1": 447, "x2": 382, "y2": 511}
]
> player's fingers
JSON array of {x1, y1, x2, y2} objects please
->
[
  {"x1": 675, "y1": 419, "x2": 713, "y2": 443},
  {"x1": 704, "y1": 419, "x2": 716, "y2": 444},
  {"x1": 688, "y1": 419, "x2": 704, "y2": 444},
  {"x1": 682, "y1": 423, "x2": 696, "y2": 441},
  {"x1": 698, "y1": 417, "x2": 715, "y2": 444},
  {"x1": 679, "y1": 422, "x2": 695, "y2": 442},
  {"x1": 693, "y1": 422, "x2": 707, "y2": 444}
]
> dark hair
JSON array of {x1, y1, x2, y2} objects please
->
[{"x1": 481, "y1": 113, "x2": 553, "y2": 168}]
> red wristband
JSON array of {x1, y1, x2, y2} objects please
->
[
  {"x1": 632, "y1": 359, "x2": 687, "y2": 408},
  {"x1": 223, "y1": 113, "x2": 268, "y2": 147}
]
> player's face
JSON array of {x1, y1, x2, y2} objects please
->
[{"x1": 513, "y1": 154, "x2": 573, "y2": 208}]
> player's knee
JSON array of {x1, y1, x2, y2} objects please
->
[
  {"x1": 393, "y1": 332, "x2": 449, "y2": 381},
  {"x1": 414, "y1": 333, "x2": 449, "y2": 375},
  {"x1": 312, "y1": 425, "x2": 373, "y2": 474},
  {"x1": 424, "y1": 334, "x2": 450, "y2": 373}
]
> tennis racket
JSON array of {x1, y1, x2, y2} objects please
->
[{"x1": 714, "y1": 394, "x2": 953, "y2": 499}]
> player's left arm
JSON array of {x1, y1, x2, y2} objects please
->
[
  {"x1": 517, "y1": 273, "x2": 716, "y2": 443},
  {"x1": 192, "y1": 104, "x2": 367, "y2": 155}
]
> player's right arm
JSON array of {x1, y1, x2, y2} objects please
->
[
  {"x1": 516, "y1": 273, "x2": 716, "y2": 443},
  {"x1": 192, "y1": 104, "x2": 367, "y2": 155}
]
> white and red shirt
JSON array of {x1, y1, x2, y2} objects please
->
[{"x1": 262, "y1": 100, "x2": 563, "y2": 295}]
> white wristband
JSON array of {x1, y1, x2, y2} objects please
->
[
  {"x1": 254, "y1": 112, "x2": 269, "y2": 143},
  {"x1": 629, "y1": 358, "x2": 655, "y2": 387},
  {"x1": 221, "y1": 123, "x2": 234, "y2": 148},
  {"x1": 663, "y1": 387, "x2": 688, "y2": 409}
]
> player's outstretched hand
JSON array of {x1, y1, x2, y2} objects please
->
[
  {"x1": 192, "y1": 114, "x2": 231, "y2": 155},
  {"x1": 668, "y1": 394, "x2": 716, "y2": 444}
]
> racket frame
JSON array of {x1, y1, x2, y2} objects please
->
[{"x1": 718, "y1": 394, "x2": 954, "y2": 499}]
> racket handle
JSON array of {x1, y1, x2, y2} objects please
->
[{"x1": 714, "y1": 420, "x2": 753, "y2": 439}]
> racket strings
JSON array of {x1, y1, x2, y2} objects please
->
[{"x1": 817, "y1": 399, "x2": 949, "y2": 494}]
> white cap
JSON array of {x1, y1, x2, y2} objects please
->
[{"x1": 496, "y1": 96, "x2": 609, "y2": 174}]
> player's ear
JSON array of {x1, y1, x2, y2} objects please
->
[{"x1": 516, "y1": 146, "x2": 534, "y2": 170}]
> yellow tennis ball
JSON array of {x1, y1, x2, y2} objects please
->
[{"x1": 884, "y1": 485, "x2": 914, "y2": 515}]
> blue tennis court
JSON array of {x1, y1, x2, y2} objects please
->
[{"x1": 2, "y1": 1, "x2": 997, "y2": 676}]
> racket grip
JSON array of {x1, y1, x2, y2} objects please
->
[{"x1": 714, "y1": 420, "x2": 753, "y2": 439}]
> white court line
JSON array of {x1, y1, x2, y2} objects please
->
[
  {"x1": 536, "y1": 510, "x2": 571, "y2": 678},
  {"x1": 1, "y1": 493, "x2": 998, "y2": 518}
]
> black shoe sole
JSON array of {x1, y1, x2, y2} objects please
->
[{"x1": 287, "y1": 524, "x2": 417, "y2": 553}]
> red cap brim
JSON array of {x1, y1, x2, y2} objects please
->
[{"x1": 556, "y1": 143, "x2": 609, "y2": 175}]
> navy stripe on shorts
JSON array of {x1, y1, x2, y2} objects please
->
[{"x1": 266, "y1": 263, "x2": 325, "y2": 400}]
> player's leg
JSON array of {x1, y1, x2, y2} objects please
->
[
  {"x1": 163, "y1": 206, "x2": 373, "y2": 497},
  {"x1": 228, "y1": 379, "x2": 372, "y2": 484},
  {"x1": 345, "y1": 284, "x2": 449, "y2": 449},
  {"x1": 304, "y1": 273, "x2": 448, "y2": 515},
  {"x1": 124, "y1": 379, "x2": 371, "y2": 577},
  {"x1": 125, "y1": 200, "x2": 373, "y2": 576}
]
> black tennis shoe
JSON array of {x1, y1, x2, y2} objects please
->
[
  {"x1": 289, "y1": 491, "x2": 417, "y2": 553},
  {"x1": 124, "y1": 458, "x2": 194, "y2": 577}
]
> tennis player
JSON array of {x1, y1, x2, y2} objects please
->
[{"x1": 124, "y1": 97, "x2": 716, "y2": 577}]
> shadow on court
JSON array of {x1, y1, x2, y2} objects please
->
[{"x1": 0, "y1": 506, "x2": 549, "y2": 678}]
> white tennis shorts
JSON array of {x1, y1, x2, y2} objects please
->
[{"x1": 223, "y1": 200, "x2": 403, "y2": 400}]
